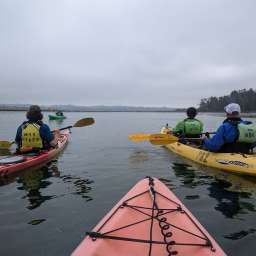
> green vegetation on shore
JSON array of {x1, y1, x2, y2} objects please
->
[{"x1": 199, "y1": 88, "x2": 256, "y2": 112}]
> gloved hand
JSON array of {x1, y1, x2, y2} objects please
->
[
  {"x1": 204, "y1": 132, "x2": 210, "y2": 138},
  {"x1": 201, "y1": 135, "x2": 208, "y2": 140}
]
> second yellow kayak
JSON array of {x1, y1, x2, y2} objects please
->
[{"x1": 161, "y1": 128, "x2": 256, "y2": 176}]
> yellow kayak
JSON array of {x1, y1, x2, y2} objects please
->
[{"x1": 161, "y1": 127, "x2": 256, "y2": 176}]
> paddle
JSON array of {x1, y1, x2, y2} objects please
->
[
  {"x1": 129, "y1": 133, "x2": 178, "y2": 144},
  {"x1": 58, "y1": 117, "x2": 95, "y2": 131},
  {"x1": 0, "y1": 117, "x2": 95, "y2": 149},
  {"x1": 0, "y1": 141, "x2": 15, "y2": 149},
  {"x1": 149, "y1": 134, "x2": 203, "y2": 145},
  {"x1": 128, "y1": 133, "x2": 151, "y2": 142},
  {"x1": 130, "y1": 132, "x2": 206, "y2": 145},
  {"x1": 149, "y1": 134, "x2": 179, "y2": 145},
  {"x1": 129, "y1": 131, "x2": 215, "y2": 143}
]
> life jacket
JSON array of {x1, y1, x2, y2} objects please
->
[
  {"x1": 237, "y1": 123, "x2": 256, "y2": 143},
  {"x1": 183, "y1": 118, "x2": 202, "y2": 137},
  {"x1": 21, "y1": 122, "x2": 43, "y2": 150},
  {"x1": 219, "y1": 119, "x2": 256, "y2": 154}
]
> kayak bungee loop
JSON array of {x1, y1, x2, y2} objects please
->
[
  {"x1": 87, "y1": 176, "x2": 216, "y2": 255},
  {"x1": 147, "y1": 176, "x2": 177, "y2": 255}
]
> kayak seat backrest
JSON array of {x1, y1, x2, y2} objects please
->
[{"x1": 0, "y1": 156, "x2": 26, "y2": 165}]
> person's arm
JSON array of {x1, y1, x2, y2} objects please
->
[
  {"x1": 202, "y1": 125, "x2": 225, "y2": 152},
  {"x1": 172, "y1": 121, "x2": 185, "y2": 135},
  {"x1": 15, "y1": 126, "x2": 22, "y2": 146},
  {"x1": 51, "y1": 129, "x2": 61, "y2": 147},
  {"x1": 40, "y1": 124, "x2": 55, "y2": 146},
  {"x1": 200, "y1": 120, "x2": 204, "y2": 134}
]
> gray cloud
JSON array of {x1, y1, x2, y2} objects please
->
[{"x1": 0, "y1": 0, "x2": 256, "y2": 107}]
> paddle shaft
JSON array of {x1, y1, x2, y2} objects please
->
[
  {"x1": 180, "y1": 137, "x2": 203, "y2": 141},
  {"x1": 52, "y1": 126, "x2": 72, "y2": 132},
  {"x1": 175, "y1": 132, "x2": 215, "y2": 136}
]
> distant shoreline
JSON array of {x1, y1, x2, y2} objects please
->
[
  {"x1": 0, "y1": 104, "x2": 185, "y2": 113},
  {"x1": 0, "y1": 105, "x2": 255, "y2": 117},
  {"x1": 0, "y1": 109, "x2": 255, "y2": 117},
  {"x1": 0, "y1": 109, "x2": 184, "y2": 113}
]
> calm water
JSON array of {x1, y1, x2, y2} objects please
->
[{"x1": 0, "y1": 111, "x2": 256, "y2": 256}]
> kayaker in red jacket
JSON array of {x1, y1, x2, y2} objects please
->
[
  {"x1": 15, "y1": 105, "x2": 59, "y2": 152},
  {"x1": 202, "y1": 103, "x2": 256, "y2": 153}
]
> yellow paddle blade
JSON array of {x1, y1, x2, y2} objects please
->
[
  {"x1": 128, "y1": 133, "x2": 151, "y2": 142},
  {"x1": 0, "y1": 141, "x2": 14, "y2": 149},
  {"x1": 149, "y1": 134, "x2": 179, "y2": 145},
  {"x1": 73, "y1": 118, "x2": 95, "y2": 127}
]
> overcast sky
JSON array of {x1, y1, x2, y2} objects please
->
[{"x1": 0, "y1": 0, "x2": 255, "y2": 107}]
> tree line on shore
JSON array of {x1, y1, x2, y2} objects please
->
[{"x1": 199, "y1": 88, "x2": 256, "y2": 112}]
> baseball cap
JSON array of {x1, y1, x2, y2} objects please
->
[{"x1": 224, "y1": 103, "x2": 241, "y2": 115}]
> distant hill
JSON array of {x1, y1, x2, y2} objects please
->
[
  {"x1": 199, "y1": 88, "x2": 256, "y2": 112},
  {"x1": 0, "y1": 104, "x2": 185, "y2": 112}
]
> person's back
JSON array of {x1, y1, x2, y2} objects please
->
[
  {"x1": 203, "y1": 103, "x2": 256, "y2": 153},
  {"x1": 56, "y1": 111, "x2": 63, "y2": 116},
  {"x1": 172, "y1": 107, "x2": 203, "y2": 138},
  {"x1": 15, "y1": 105, "x2": 55, "y2": 152}
]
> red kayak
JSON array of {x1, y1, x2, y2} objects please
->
[
  {"x1": 0, "y1": 129, "x2": 69, "y2": 177},
  {"x1": 72, "y1": 177, "x2": 226, "y2": 256}
]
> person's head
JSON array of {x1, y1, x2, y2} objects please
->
[
  {"x1": 224, "y1": 103, "x2": 241, "y2": 118},
  {"x1": 186, "y1": 107, "x2": 197, "y2": 118},
  {"x1": 26, "y1": 105, "x2": 43, "y2": 122}
]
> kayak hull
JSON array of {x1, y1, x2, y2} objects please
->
[
  {"x1": 48, "y1": 114, "x2": 66, "y2": 120},
  {"x1": 161, "y1": 128, "x2": 256, "y2": 176},
  {"x1": 72, "y1": 177, "x2": 225, "y2": 256},
  {"x1": 0, "y1": 130, "x2": 69, "y2": 177}
]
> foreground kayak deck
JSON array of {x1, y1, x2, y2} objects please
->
[
  {"x1": 161, "y1": 128, "x2": 256, "y2": 176},
  {"x1": 0, "y1": 129, "x2": 69, "y2": 177},
  {"x1": 72, "y1": 177, "x2": 225, "y2": 256}
]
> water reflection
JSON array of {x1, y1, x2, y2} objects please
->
[
  {"x1": 158, "y1": 177, "x2": 176, "y2": 191},
  {"x1": 61, "y1": 175, "x2": 94, "y2": 201},
  {"x1": 128, "y1": 150, "x2": 150, "y2": 164},
  {"x1": 208, "y1": 179, "x2": 255, "y2": 218},
  {"x1": 171, "y1": 162, "x2": 213, "y2": 188},
  {"x1": 170, "y1": 161, "x2": 256, "y2": 219},
  {"x1": 17, "y1": 162, "x2": 60, "y2": 210},
  {"x1": 224, "y1": 228, "x2": 256, "y2": 240},
  {"x1": 0, "y1": 160, "x2": 94, "y2": 210},
  {"x1": 28, "y1": 219, "x2": 46, "y2": 226}
]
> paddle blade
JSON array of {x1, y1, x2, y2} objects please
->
[
  {"x1": 149, "y1": 134, "x2": 179, "y2": 145},
  {"x1": 0, "y1": 141, "x2": 14, "y2": 149},
  {"x1": 73, "y1": 118, "x2": 95, "y2": 127},
  {"x1": 128, "y1": 133, "x2": 151, "y2": 142}
]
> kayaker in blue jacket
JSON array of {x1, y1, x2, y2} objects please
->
[
  {"x1": 15, "y1": 105, "x2": 59, "y2": 152},
  {"x1": 202, "y1": 103, "x2": 256, "y2": 153}
]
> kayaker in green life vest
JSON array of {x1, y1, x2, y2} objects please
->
[
  {"x1": 172, "y1": 107, "x2": 203, "y2": 138},
  {"x1": 15, "y1": 105, "x2": 60, "y2": 153}
]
